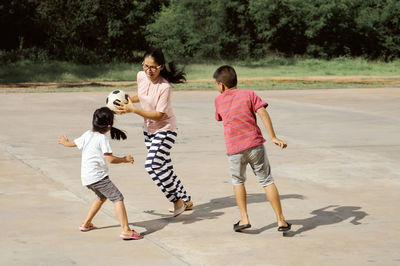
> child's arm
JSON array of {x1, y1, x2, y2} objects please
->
[
  {"x1": 58, "y1": 136, "x2": 77, "y2": 147},
  {"x1": 104, "y1": 153, "x2": 134, "y2": 164},
  {"x1": 256, "y1": 107, "x2": 287, "y2": 149}
]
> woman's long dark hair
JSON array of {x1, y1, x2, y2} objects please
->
[
  {"x1": 92, "y1": 107, "x2": 127, "y2": 140},
  {"x1": 144, "y1": 48, "x2": 186, "y2": 84}
]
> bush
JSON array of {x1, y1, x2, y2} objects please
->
[
  {"x1": 146, "y1": 0, "x2": 256, "y2": 62},
  {"x1": 2, "y1": 0, "x2": 400, "y2": 62},
  {"x1": 249, "y1": 0, "x2": 400, "y2": 59},
  {"x1": 0, "y1": 48, "x2": 49, "y2": 64}
]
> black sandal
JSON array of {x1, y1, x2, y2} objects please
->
[
  {"x1": 233, "y1": 221, "x2": 251, "y2": 232},
  {"x1": 277, "y1": 222, "x2": 292, "y2": 232}
]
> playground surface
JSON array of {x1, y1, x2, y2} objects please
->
[{"x1": 0, "y1": 87, "x2": 399, "y2": 265}]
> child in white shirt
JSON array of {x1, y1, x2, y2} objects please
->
[{"x1": 58, "y1": 107, "x2": 142, "y2": 240}]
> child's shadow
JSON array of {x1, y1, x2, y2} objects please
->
[
  {"x1": 128, "y1": 193, "x2": 304, "y2": 236},
  {"x1": 243, "y1": 205, "x2": 368, "y2": 236}
]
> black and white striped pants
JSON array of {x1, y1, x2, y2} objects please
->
[{"x1": 144, "y1": 130, "x2": 191, "y2": 203}]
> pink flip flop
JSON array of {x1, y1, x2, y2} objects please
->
[
  {"x1": 120, "y1": 230, "x2": 143, "y2": 240},
  {"x1": 79, "y1": 223, "x2": 95, "y2": 232}
]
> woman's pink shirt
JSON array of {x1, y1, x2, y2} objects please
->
[{"x1": 137, "y1": 71, "x2": 177, "y2": 134}]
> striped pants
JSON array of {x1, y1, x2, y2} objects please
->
[{"x1": 144, "y1": 130, "x2": 191, "y2": 203}]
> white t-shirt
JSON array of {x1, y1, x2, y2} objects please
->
[{"x1": 74, "y1": 130, "x2": 112, "y2": 186}]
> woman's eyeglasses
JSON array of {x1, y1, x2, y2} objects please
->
[{"x1": 142, "y1": 63, "x2": 162, "y2": 72}]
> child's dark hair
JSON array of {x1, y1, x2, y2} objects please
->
[
  {"x1": 144, "y1": 48, "x2": 186, "y2": 84},
  {"x1": 213, "y1": 65, "x2": 237, "y2": 88},
  {"x1": 92, "y1": 107, "x2": 127, "y2": 140}
]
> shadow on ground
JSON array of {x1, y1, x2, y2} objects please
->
[
  {"x1": 95, "y1": 194, "x2": 368, "y2": 236},
  {"x1": 97, "y1": 193, "x2": 304, "y2": 235},
  {"x1": 242, "y1": 205, "x2": 368, "y2": 237}
]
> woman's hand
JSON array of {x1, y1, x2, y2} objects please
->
[
  {"x1": 114, "y1": 97, "x2": 137, "y2": 115},
  {"x1": 129, "y1": 93, "x2": 140, "y2": 103},
  {"x1": 115, "y1": 96, "x2": 165, "y2": 120}
]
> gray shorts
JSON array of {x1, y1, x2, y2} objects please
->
[
  {"x1": 227, "y1": 145, "x2": 274, "y2": 187},
  {"x1": 87, "y1": 176, "x2": 124, "y2": 202}
]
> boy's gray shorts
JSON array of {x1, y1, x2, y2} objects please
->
[
  {"x1": 87, "y1": 176, "x2": 124, "y2": 202},
  {"x1": 227, "y1": 145, "x2": 274, "y2": 187}
]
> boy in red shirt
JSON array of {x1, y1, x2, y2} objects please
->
[{"x1": 214, "y1": 65, "x2": 291, "y2": 232}]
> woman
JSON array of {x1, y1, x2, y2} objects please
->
[{"x1": 116, "y1": 48, "x2": 192, "y2": 217}]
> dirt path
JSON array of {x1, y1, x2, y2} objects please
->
[{"x1": 1, "y1": 75, "x2": 400, "y2": 90}]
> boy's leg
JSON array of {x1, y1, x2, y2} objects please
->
[
  {"x1": 82, "y1": 197, "x2": 106, "y2": 227},
  {"x1": 233, "y1": 184, "x2": 250, "y2": 225},
  {"x1": 114, "y1": 200, "x2": 131, "y2": 235},
  {"x1": 263, "y1": 183, "x2": 288, "y2": 227},
  {"x1": 228, "y1": 152, "x2": 250, "y2": 226},
  {"x1": 248, "y1": 145, "x2": 289, "y2": 228}
]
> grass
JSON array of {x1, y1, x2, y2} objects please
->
[
  {"x1": 185, "y1": 57, "x2": 400, "y2": 79},
  {"x1": 2, "y1": 86, "x2": 123, "y2": 93},
  {"x1": 1, "y1": 57, "x2": 400, "y2": 92},
  {"x1": 0, "y1": 60, "x2": 142, "y2": 83},
  {"x1": 2, "y1": 79, "x2": 396, "y2": 93},
  {"x1": 174, "y1": 79, "x2": 395, "y2": 91}
]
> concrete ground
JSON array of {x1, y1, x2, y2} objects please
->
[{"x1": 0, "y1": 88, "x2": 399, "y2": 265}]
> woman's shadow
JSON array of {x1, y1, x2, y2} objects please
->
[{"x1": 242, "y1": 205, "x2": 368, "y2": 237}]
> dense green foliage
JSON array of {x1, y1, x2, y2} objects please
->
[
  {"x1": 146, "y1": 0, "x2": 255, "y2": 60},
  {"x1": 1, "y1": 0, "x2": 400, "y2": 63},
  {"x1": 248, "y1": 0, "x2": 400, "y2": 60},
  {"x1": 1, "y1": 0, "x2": 167, "y2": 63}
]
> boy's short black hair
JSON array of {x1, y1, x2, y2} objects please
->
[{"x1": 213, "y1": 65, "x2": 237, "y2": 89}]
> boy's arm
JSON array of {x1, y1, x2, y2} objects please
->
[
  {"x1": 256, "y1": 107, "x2": 287, "y2": 149},
  {"x1": 58, "y1": 136, "x2": 76, "y2": 147},
  {"x1": 104, "y1": 153, "x2": 134, "y2": 164}
]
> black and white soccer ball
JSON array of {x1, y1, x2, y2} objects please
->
[{"x1": 106, "y1": 90, "x2": 128, "y2": 112}]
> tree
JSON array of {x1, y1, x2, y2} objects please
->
[
  {"x1": 146, "y1": 0, "x2": 255, "y2": 61},
  {"x1": 35, "y1": 0, "x2": 167, "y2": 63},
  {"x1": 0, "y1": 0, "x2": 43, "y2": 50}
]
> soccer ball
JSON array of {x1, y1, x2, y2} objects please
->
[{"x1": 106, "y1": 90, "x2": 129, "y2": 112}]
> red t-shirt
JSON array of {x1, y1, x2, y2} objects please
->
[{"x1": 215, "y1": 89, "x2": 268, "y2": 155}]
